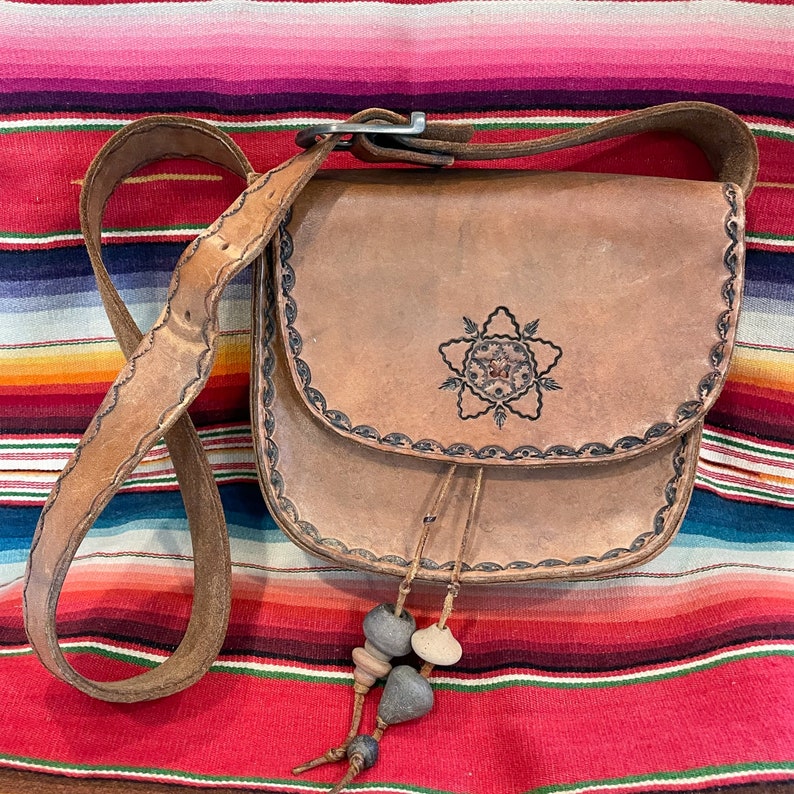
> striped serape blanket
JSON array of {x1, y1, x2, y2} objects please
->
[{"x1": 0, "y1": 2, "x2": 792, "y2": 793}]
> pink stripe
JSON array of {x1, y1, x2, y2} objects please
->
[
  {"x1": 700, "y1": 441, "x2": 794, "y2": 470},
  {"x1": 4, "y1": 14, "x2": 792, "y2": 51},
  {"x1": 698, "y1": 467, "x2": 794, "y2": 495},
  {"x1": 5, "y1": 47, "x2": 793, "y2": 85}
]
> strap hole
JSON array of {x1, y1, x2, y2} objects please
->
[
  {"x1": 184, "y1": 310, "x2": 191, "y2": 322},
  {"x1": 219, "y1": 241, "x2": 230, "y2": 251}
]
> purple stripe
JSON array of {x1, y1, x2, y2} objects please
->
[
  {"x1": 2, "y1": 88, "x2": 793, "y2": 117},
  {"x1": 3, "y1": 76, "x2": 794, "y2": 99}
]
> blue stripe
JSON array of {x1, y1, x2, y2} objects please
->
[{"x1": 1, "y1": 487, "x2": 791, "y2": 559}]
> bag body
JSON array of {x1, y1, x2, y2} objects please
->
[{"x1": 254, "y1": 169, "x2": 744, "y2": 581}]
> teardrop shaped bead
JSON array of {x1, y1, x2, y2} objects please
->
[
  {"x1": 410, "y1": 624, "x2": 463, "y2": 666},
  {"x1": 377, "y1": 665, "x2": 434, "y2": 725},
  {"x1": 362, "y1": 604, "x2": 416, "y2": 658}
]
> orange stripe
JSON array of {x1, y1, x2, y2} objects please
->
[
  {"x1": 728, "y1": 347, "x2": 794, "y2": 393},
  {"x1": 0, "y1": 336, "x2": 249, "y2": 386}
]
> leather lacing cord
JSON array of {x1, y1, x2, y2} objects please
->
[{"x1": 22, "y1": 103, "x2": 758, "y2": 707}]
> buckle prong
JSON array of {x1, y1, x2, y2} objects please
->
[{"x1": 295, "y1": 112, "x2": 427, "y2": 151}]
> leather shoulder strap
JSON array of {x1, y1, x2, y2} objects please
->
[
  {"x1": 353, "y1": 101, "x2": 758, "y2": 195},
  {"x1": 23, "y1": 118, "x2": 339, "y2": 702},
  {"x1": 23, "y1": 103, "x2": 757, "y2": 702}
]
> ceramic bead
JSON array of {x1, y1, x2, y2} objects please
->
[
  {"x1": 362, "y1": 604, "x2": 416, "y2": 658},
  {"x1": 351, "y1": 645, "x2": 392, "y2": 687},
  {"x1": 410, "y1": 624, "x2": 463, "y2": 666},
  {"x1": 364, "y1": 639, "x2": 391, "y2": 662},
  {"x1": 377, "y1": 665, "x2": 434, "y2": 725},
  {"x1": 346, "y1": 735, "x2": 379, "y2": 770}
]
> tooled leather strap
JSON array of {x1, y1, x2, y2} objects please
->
[{"x1": 23, "y1": 102, "x2": 758, "y2": 703}]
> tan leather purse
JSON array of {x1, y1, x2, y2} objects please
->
[{"x1": 23, "y1": 103, "x2": 757, "y2": 792}]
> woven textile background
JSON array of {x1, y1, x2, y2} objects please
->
[{"x1": 0, "y1": 2, "x2": 792, "y2": 793}]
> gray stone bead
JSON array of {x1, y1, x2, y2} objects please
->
[
  {"x1": 377, "y1": 665, "x2": 434, "y2": 725},
  {"x1": 362, "y1": 604, "x2": 416, "y2": 658},
  {"x1": 346, "y1": 735, "x2": 379, "y2": 770}
]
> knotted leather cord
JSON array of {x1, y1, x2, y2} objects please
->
[
  {"x1": 293, "y1": 463, "x2": 459, "y2": 775},
  {"x1": 329, "y1": 467, "x2": 485, "y2": 794},
  {"x1": 23, "y1": 103, "x2": 758, "y2": 703}
]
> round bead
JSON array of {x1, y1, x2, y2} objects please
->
[
  {"x1": 410, "y1": 624, "x2": 463, "y2": 666},
  {"x1": 377, "y1": 665, "x2": 434, "y2": 725},
  {"x1": 351, "y1": 645, "x2": 392, "y2": 687},
  {"x1": 347, "y1": 735, "x2": 379, "y2": 770},
  {"x1": 362, "y1": 604, "x2": 416, "y2": 658}
]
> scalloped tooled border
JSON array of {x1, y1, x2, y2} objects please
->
[
  {"x1": 278, "y1": 182, "x2": 740, "y2": 462},
  {"x1": 257, "y1": 258, "x2": 691, "y2": 575}
]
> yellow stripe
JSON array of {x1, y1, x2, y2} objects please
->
[
  {"x1": 0, "y1": 335, "x2": 249, "y2": 386},
  {"x1": 728, "y1": 346, "x2": 794, "y2": 392}
]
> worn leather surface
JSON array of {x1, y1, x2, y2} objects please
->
[
  {"x1": 22, "y1": 103, "x2": 757, "y2": 701},
  {"x1": 276, "y1": 170, "x2": 742, "y2": 463}
]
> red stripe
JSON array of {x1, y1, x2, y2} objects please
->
[
  {"x1": 2, "y1": 128, "x2": 792, "y2": 240},
  {"x1": 0, "y1": 372, "x2": 249, "y2": 434},
  {"x1": 709, "y1": 383, "x2": 794, "y2": 442},
  {"x1": 0, "y1": 653, "x2": 790, "y2": 792}
]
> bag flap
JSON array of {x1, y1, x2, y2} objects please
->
[{"x1": 274, "y1": 169, "x2": 743, "y2": 466}]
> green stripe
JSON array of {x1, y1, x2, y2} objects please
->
[
  {"x1": 701, "y1": 430, "x2": 794, "y2": 462},
  {"x1": 531, "y1": 761, "x2": 794, "y2": 794},
  {"x1": 0, "y1": 224, "x2": 201, "y2": 240},
  {"x1": 3, "y1": 117, "x2": 792, "y2": 142},
  {"x1": 752, "y1": 129, "x2": 794, "y2": 143},
  {"x1": 432, "y1": 648, "x2": 794, "y2": 692},
  {"x1": 0, "y1": 123, "x2": 125, "y2": 135},
  {"x1": 4, "y1": 224, "x2": 787, "y2": 245},
  {"x1": 0, "y1": 441, "x2": 76, "y2": 449},
  {"x1": 748, "y1": 230, "x2": 794, "y2": 241},
  {"x1": 0, "y1": 754, "x2": 789, "y2": 794},
  {"x1": 695, "y1": 477, "x2": 794, "y2": 504},
  {"x1": 0, "y1": 121, "x2": 307, "y2": 136}
]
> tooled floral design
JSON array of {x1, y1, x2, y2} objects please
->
[{"x1": 439, "y1": 306, "x2": 563, "y2": 428}]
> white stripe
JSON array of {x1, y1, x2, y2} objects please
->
[
  {"x1": 0, "y1": 228, "x2": 204, "y2": 246},
  {"x1": 1, "y1": 115, "x2": 791, "y2": 138},
  {"x1": 0, "y1": 752, "x2": 790, "y2": 794},
  {"x1": 3, "y1": 639, "x2": 790, "y2": 687},
  {"x1": 0, "y1": 231, "x2": 83, "y2": 245},
  {"x1": 702, "y1": 428, "x2": 794, "y2": 460},
  {"x1": 4, "y1": 1, "x2": 793, "y2": 33},
  {"x1": 2, "y1": 229, "x2": 789, "y2": 252},
  {"x1": 748, "y1": 121, "x2": 794, "y2": 138},
  {"x1": 746, "y1": 234, "x2": 794, "y2": 248},
  {"x1": 0, "y1": 290, "x2": 250, "y2": 346},
  {"x1": 0, "y1": 757, "x2": 327, "y2": 792}
]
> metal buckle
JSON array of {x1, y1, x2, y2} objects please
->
[{"x1": 295, "y1": 112, "x2": 427, "y2": 150}]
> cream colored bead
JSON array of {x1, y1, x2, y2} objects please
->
[{"x1": 410, "y1": 624, "x2": 463, "y2": 666}]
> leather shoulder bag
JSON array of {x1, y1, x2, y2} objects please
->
[{"x1": 23, "y1": 102, "x2": 758, "y2": 792}]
